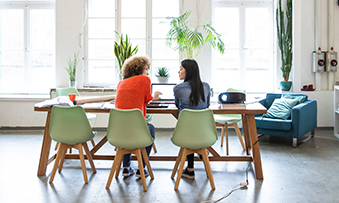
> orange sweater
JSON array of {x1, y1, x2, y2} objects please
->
[{"x1": 115, "y1": 75, "x2": 153, "y2": 118}]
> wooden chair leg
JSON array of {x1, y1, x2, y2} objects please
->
[
  {"x1": 174, "y1": 148, "x2": 187, "y2": 190},
  {"x1": 141, "y1": 148, "x2": 154, "y2": 179},
  {"x1": 90, "y1": 139, "x2": 96, "y2": 148},
  {"x1": 135, "y1": 149, "x2": 147, "y2": 191},
  {"x1": 77, "y1": 143, "x2": 88, "y2": 184},
  {"x1": 58, "y1": 146, "x2": 68, "y2": 173},
  {"x1": 54, "y1": 142, "x2": 59, "y2": 150},
  {"x1": 49, "y1": 144, "x2": 67, "y2": 183},
  {"x1": 152, "y1": 143, "x2": 157, "y2": 153},
  {"x1": 115, "y1": 151, "x2": 124, "y2": 178},
  {"x1": 232, "y1": 123, "x2": 246, "y2": 151},
  {"x1": 200, "y1": 148, "x2": 215, "y2": 189},
  {"x1": 106, "y1": 149, "x2": 123, "y2": 189},
  {"x1": 171, "y1": 148, "x2": 183, "y2": 179},
  {"x1": 82, "y1": 142, "x2": 96, "y2": 173}
]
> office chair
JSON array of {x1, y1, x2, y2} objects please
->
[
  {"x1": 214, "y1": 88, "x2": 246, "y2": 155},
  {"x1": 48, "y1": 105, "x2": 96, "y2": 184},
  {"x1": 106, "y1": 109, "x2": 154, "y2": 191},
  {"x1": 171, "y1": 109, "x2": 218, "y2": 190}
]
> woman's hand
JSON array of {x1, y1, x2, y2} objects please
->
[{"x1": 152, "y1": 91, "x2": 162, "y2": 100}]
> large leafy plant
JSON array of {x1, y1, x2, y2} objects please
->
[
  {"x1": 276, "y1": 0, "x2": 292, "y2": 82},
  {"x1": 114, "y1": 31, "x2": 138, "y2": 72},
  {"x1": 163, "y1": 10, "x2": 225, "y2": 59},
  {"x1": 64, "y1": 52, "x2": 80, "y2": 82}
]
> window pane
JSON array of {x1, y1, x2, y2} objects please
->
[
  {"x1": 214, "y1": 7, "x2": 239, "y2": 48},
  {"x1": 89, "y1": 0, "x2": 115, "y2": 17},
  {"x1": 245, "y1": 8, "x2": 271, "y2": 48},
  {"x1": 152, "y1": 39, "x2": 178, "y2": 60},
  {"x1": 121, "y1": 19, "x2": 145, "y2": 38},
  {"x1": 0, "y1": 9, "x2": 24, "y2": 49},
  {"x1": 88, "y1": 60, "x2": 115, "y2": 84},
  {"x1": 152, "y1": 19, "x2": 171, "y2": 38},
  {"x1": 212, "y1": 3, "x2": 273, "y2": 93},
  {"x1": 121, "y1": 0, "x2": 145, "y2": 17},
  {"x1": 0, "y1": 51, "x2": 25, "y2": 93},
  {"x1": 153, "y1": 0, "x2": 178, "y2": 17},
  {"x1": 88, "y1": 39, "x2": 114, "y2": 59},
  {"x1": 88, "y1": 19, "x2": 115, "y2": 38},
  {"x1": 130, "y1": 39, "x2": 146, "y2": 56},
  {"x1": 30, "y1": 9, "x2": 54, "y2": 50}
]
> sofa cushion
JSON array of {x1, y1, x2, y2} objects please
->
[
  {"x1": 281, "y1": 94, "x2": 307, "y2": 104},
  {"x1": 255, "y1": 116, "x2": 292, "y2": 131},
  {"x1": 264, "y1": 98, "x2": 298, "y2": 120}
]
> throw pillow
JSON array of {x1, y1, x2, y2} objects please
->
[
  {"x1": 282, "y1": 94, "x2": 307, "y2": 104},
  {"x1": 263, "y1": 98, "x2": 298, "y2": 120}
]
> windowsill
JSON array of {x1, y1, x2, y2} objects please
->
[{"x1": 0, "y1": 94, "x2": 50, "y2": 101}]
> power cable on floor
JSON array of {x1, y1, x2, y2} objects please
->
[
  {"x1": 200, "y1": 182, "x2": 247, "y2": 203},
  {"x1": 201, "y1": 133, "x2": 265, "y2": 203}
]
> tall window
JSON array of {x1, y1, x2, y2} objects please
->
[
  {"x1": 0, "y1": 1, "x2": 55, "y2": 94},
  {"x1": 85, "y1": 0, "x2": 179, "y2": 86},
  {"x1": 212, "y1": 1, "x2": 274, "y2": 94}
]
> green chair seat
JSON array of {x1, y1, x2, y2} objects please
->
[
  {"x1": 171, "y1": 109, "x2": 218, "y2": 190},
  {"x1": 106, "y1": 108, "x2": 154, "y2": 191}
]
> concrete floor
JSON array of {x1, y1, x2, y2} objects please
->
[{"x1": 0, "y1": 128, "x2": 338, "y2": 203}]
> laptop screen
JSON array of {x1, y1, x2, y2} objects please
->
[{"x1": 151, "y1": 83, "x2": 176, "y2": 101}]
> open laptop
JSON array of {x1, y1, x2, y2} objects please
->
[{"x1": 147, "y1": 83, "x2": 176, "y2": 108}]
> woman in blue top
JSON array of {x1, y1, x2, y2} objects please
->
[{"x1": 173, "y1": 59, "x2": 211, "y2": 179}]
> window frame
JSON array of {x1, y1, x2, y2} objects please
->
[
  {"x1": 0, "y1": 1, "x2": 55, "y2": 95},
  {"x1": 211, "y1": 0, "x2": 275, "y2": 94},
  {"x1": 82, "y1": 0, "x2": 180, "y2": 87}
]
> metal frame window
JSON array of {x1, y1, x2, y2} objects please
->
[
  {"x1": 211, "y1": 0, "x2": 274, "y2": 94},
  {"x1": 0, "y1": 1, "x2": 55, "y2": 94},
  {"x1": 84, "y1": 0, "x2": 180, "y2": 87}
]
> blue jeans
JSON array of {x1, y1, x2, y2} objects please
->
[{"x1": 123, "y1": 123, "x2": 155, "y2": 168}]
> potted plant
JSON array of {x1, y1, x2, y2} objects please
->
[
  {"x1": 155, "y1": 67, "x2": 170, "y2": 83},
  {"x1": 163, "y1": 10, "x2": 225, "y2": 59},
  {"x1": 276, "y1": 0, "x2": 292, "y2": 91},
  {"x1": 114, "y1": 31, "x2": 138, "y2": 76},
  {"x1": 64, "y1": 52, "x2": 80, "y2": 87}
]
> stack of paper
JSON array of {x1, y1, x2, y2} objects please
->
[{"x1": 35, "y1": 96, "x2": 74, "y2": 108}]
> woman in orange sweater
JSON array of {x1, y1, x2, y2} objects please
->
[{"x1": 115, "y1": 55, "x2": 161, "y2": 178}]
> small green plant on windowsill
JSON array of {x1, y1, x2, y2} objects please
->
[
  {"x1": 155, "y1": 67, "x2": 170, "y2": 77},
  {"x1": 155, "y1": 67, "x2": 170, "y2": 83},
  {"x1": 64, "y1": 52, "x2": 80, "y2": 87}
]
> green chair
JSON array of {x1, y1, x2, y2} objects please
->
[
  {"x1": 114, "y1": 113, "x2": 157, "y2": 153},
  {"x1": 55, "y1": 87, "x2": 96, "y2": 149},
  {"x1": 146, "y1": 114, "x2": 157, "y2": 153},
  {"x1": 214, "y1": 88, "x2": 246, "y2": 155},
  {"x1": 106, "y1": 108, "x2": 154, "y2": 191},
  {"x1": 171, "y1": 109, "x2": 218, "y2": 190},
  {"x1": 48, "y1": 105, "x2": 96, "y2": 184}
]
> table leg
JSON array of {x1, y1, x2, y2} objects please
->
[
  {"x1": 241, "y1": 114, "x2": 251, "y2": 155},
  {"x1": 37, "y1": 111, "x2": 52, "y2": 176},
  {"x1": 247, "y1": 114, "x2": 263, "y2": 179}
]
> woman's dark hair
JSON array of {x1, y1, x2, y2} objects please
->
[{"x1": 181, "y1": 59, "x2": 205, "y2": 106}]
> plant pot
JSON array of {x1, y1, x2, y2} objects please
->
[
  {"x1": 157, "y1": 77, "x2": 169, "y2": 83},
  {"x1": 279, "y1": 81, "x2": 292, "y2": 91},
  {"x1": 69, "y1": 80, "x2": 77, "y2": 87}
]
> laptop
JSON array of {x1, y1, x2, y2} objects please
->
[{"x1": 147, "y1": 83, "x2": 176, "y2": 108}]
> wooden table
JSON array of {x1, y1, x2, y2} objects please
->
[{"x1": 34, "y1": 102, "x2": 267, "y2": 179}]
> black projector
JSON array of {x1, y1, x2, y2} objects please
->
[{"x1": 218, "y1": 92, "x2": 246, "y2": 104}]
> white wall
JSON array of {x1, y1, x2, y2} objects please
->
[{"x1": 0, "y1": 0, "x2": 337, "y2": 128}]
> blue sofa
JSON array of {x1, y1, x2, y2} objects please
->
[{"x1": 255, "y1": 93, "x2": 317, "y2": 147}]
